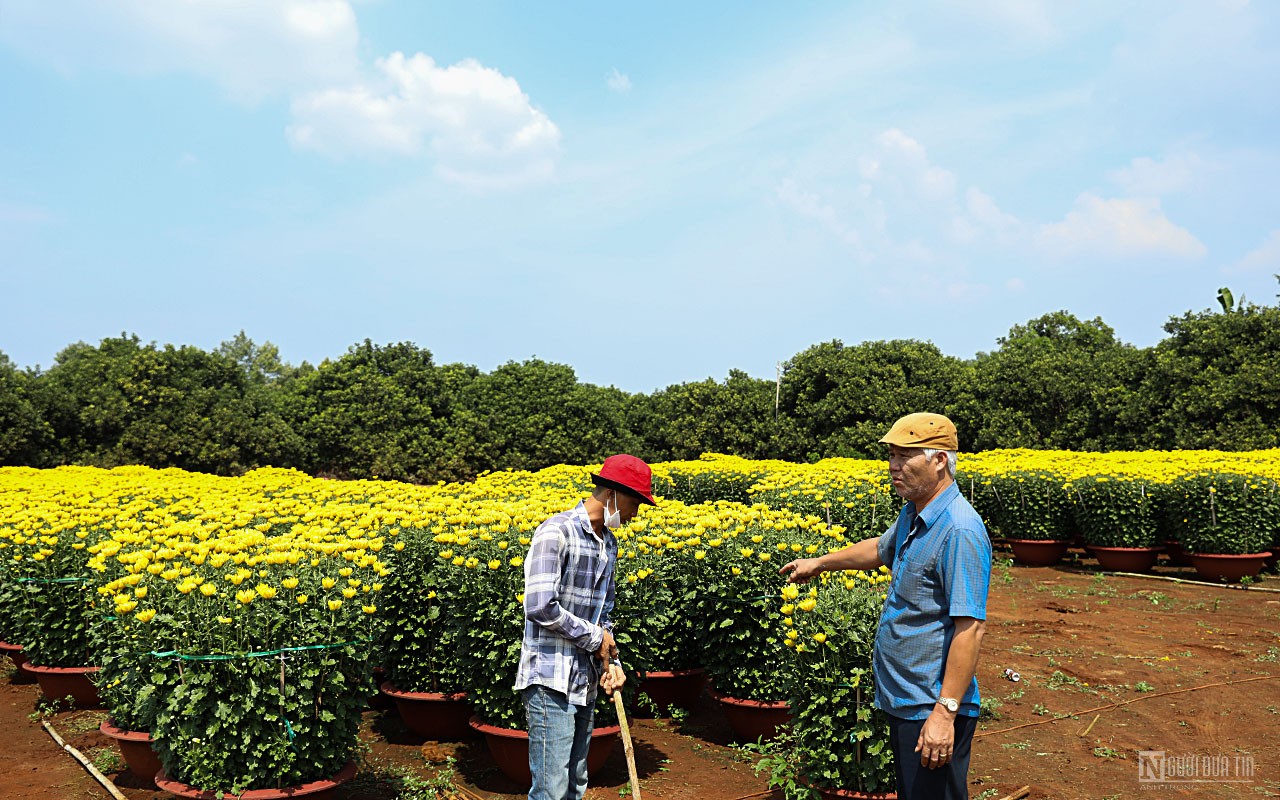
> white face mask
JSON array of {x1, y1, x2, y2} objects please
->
[{"x1": 603, "y1": 491, "x2": 622, "y2": 530}]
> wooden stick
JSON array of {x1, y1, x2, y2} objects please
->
[
  {"x1": 452, "y1": 785, "x2": 490, "y2": 800},
  {"x1": 613, "y1": 691, "x2": 642, "y2": 800},
  {"x1": 42, "y1": 720, "x2": 129, "y2": 800},
  {"x1": 996, "y1": 787, "x2": 1032, "y2": 800},
  {"x1": 1102, "y1": 571, "x2": 1280, "y2": 593},
  {"x1": 1077, "y1": 714, "x2": 1100, "y2": 737}
]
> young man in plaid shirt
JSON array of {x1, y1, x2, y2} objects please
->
[{"x1": 515, "y1": 454, "x2": 657, "y2": 800}]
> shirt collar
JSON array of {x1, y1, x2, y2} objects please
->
[
  {"x1": 572, "y1": 500, "x2": 603, "y2": 542},
  {"x1": 907, "y1": 480, "x2": 960, "y2": 534}
]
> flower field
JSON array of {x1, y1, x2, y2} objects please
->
[{"x1": 1, "y1": 449, "x2": 1278, "y2": 795}]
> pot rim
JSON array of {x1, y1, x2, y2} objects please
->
[
  {"x1": 638, "y1": 667, "x2": 706, "y2": 679},
  {"x1": 1186, "y1": 551, "x2": 1272, "y2": 559},
  {"x1": 100, "y1": 719, "x2": 154, "y2": 742},
  {"x1": 19, "y1": 662, "x2": 99, "y2": 675},
  {"x1": 378, "y1": 681, "x2": 467, "y2": 702},
  {"x1": 466, "y1": 715, "x2": 621, "y2": 738},
  {"x1": 707, "y1": 685, "x2": 790, "y2": 709},
  {"x1": 155, "y1": 761, "x2": 357, "y2": 799}
]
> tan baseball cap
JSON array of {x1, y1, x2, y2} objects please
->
[{"x1": 879, "y1": 412, "x2": 958, "y2": 450}]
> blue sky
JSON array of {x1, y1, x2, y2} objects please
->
[{"x1": 2, "y1": 1, "x2": 1278, "y2": 393}]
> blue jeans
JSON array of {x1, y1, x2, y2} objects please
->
[{"x1": 523, "y1": 684, "x2": 595, "y2": 800}]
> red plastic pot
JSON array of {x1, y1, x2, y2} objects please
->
[
  {"x1": 467, "y1": 716, "x2": 619, "y2": 787},
  {"x1": 1163, "y1": 540, "x2": 1192, "y2": 566},
  {"x1": 708, "y1": 686, "x2": 790, "y2": 743},
  {"x1": 20, "y1": 663, "x2": 101, "y2": 708},
  {"x1": 1086, "y1": 546, "x2": 1162, "y2": 573},
  {"x1": 99, "y1": 719, "x2": 162, "y2": 779},
  {"x1": 799, "y1": 772, "x2": 897, "y2": 799},
  {"x1": 1006, "y1": 539, "x2": 1070, "y2": 567},
  {"x1": 810, "y1": 786, "x2": 897, "y2": 800},
  {"x1": 1188, "y1": 552, "x2": 1272, "y2": 583},
  {"x1": 635, "y1": 667, "x2": 707, "y2": 716},
  {"x1": 379, "y1": 682, "x2": 474, "y2": 740},
  {"x1": 154, "y1": 761, "x2": 356, "y2": 800},
  {"x1": 0, "y1": 640, "x2": 35, "y2": 683}
]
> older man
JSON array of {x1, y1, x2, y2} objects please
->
[
  {"x1": 780, "y1": 413, "x2": 991, "y2": 800},
  {"x1": 515, "y1": 454, "x2": 657, "y2": 800}
]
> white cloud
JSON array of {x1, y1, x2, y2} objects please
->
[
  {"x1": 606, "y1": 68, "x2": 632, "y2": 93},
  {"x1": 868, "y1": 129, "x2": 957, "y2": 203},
  {"x1": 1108, "y1": 152, "x2": 1205, "y2": 196},
  {"x1": 1037, "y1": 194, "x2": 1206, "y2": 259},
  {"x1": 1005, "y1": 277, "x2": 1026, "y2": 292},
  {"x1": 0, "y1": 0, "x2": 361, "y2": 103},
  {"x1": 1226, "y1": 229, "x2": 1280, "y2": 274},
  {"x1": 775, "y1": 179, "x2": 864, "y2": 249},
  {"x1": 287, "y1": 52, "x2": 560, "y2": 183},
  {"x1": 1, "y1": 1, "x2": 562, "y2": 184}
]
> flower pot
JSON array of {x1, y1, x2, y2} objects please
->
[
  {"x1": 636, "y1": 667, "x2": 707, "y2": 716},
  {"x1": 367, "y1": 667, "x2": 394, "y2": 710},
  {"x1": 467, "y1": 716, "x2": 620, "y2": 788},
  {"x1": 155, "y1": 761, "x2": 357, "y2": 800},
  {"x1": 811, "y1": 786, "x2": 897, "y2": 800},
  {"x1": 708, "y1": 686, "x2": 790, "y2": 743},
  {"x1": 1188, "y1": 552, "x2": 1272, "y2": 583},
  {"x1": 20, "y1": 663, "x2": 101, "y2": 708},
  {"x1": 379, "y1": 682, "x2": 474, "y2": 740},
  {"x1": 799, "y1": 773, "x2": 896, "y2": 799},
  {"x1": 1163, "y1": 540, "x2": 1192, "y2": 567},
  {"x1": 0, "y1": 640, "x2": 35, "y2": 683},
  {"x1": 99, "y1": 719, "x2": 162, "y2": 779},
  {"x1": 1006, "y1": 539, "x2": 1070, "y2": 567},
  {"x1": 1086, "y1": 546, "x2": 1162, "y2": 573}
]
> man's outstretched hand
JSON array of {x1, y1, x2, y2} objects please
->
[{"x1": 778, "y1": 557, "x2": 823, "y2": 583}]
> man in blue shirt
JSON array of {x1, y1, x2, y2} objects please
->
[
  {"x1": 780, "y1": 413, "x2": 991, "y2": 800},
  {"x1": 516, "y1": 454, "x2": 657, "y2": 800}
]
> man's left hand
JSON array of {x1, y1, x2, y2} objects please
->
[
  {"x1": 600, "y1": 663, "x2": 626, "y2": 695},
  {"x1": 915, "y1": 708, "x2": 956, "y2": 769}
]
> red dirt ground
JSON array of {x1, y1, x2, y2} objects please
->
[{"x1": 3, "y1": 553, "x2": 1279, "y2": 800}]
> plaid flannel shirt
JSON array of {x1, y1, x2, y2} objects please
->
[{"x1": 514, "y1": 501, "x2": 617, "y2": 707}]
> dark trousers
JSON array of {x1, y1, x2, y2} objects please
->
[{"x1": 888, "y1": 713, "x2": 978, "y2": 800}]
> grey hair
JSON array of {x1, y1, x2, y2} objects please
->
[{"x1": 922, "y1": 448, "x2": 957, "y2": 478}]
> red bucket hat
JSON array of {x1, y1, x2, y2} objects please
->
[{"x1": 591, "y1": 454, "x2": 657, "y2": 505}]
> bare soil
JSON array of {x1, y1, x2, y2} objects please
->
[{"x1": 3, "y1": 553, "x2": 1279, "y2": 800}]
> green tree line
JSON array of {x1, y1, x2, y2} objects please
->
[{"x1": 3, "y1": 291, "x2": 1279, "y2": 483}]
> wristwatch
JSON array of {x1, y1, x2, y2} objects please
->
[{"x1": 937, "y1": 696, "x2": 959, "y2": 713}]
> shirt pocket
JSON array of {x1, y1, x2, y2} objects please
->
[{"x1": 895, "y1": 550, "x2": 942, "y2": 600}]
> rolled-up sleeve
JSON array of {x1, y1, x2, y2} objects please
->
[
  {"x1": 524, "y1": 525, "x2": 603, "y2": 652},
  {"x1": 877, "y1": 526, "x2": 898, "y2": 568}
]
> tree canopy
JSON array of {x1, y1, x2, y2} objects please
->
[{"x1": 5, "y1": 288, "x2": 1279, "y2": 481}]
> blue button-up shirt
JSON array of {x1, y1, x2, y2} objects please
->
[
  {"x1": 873, "y1": 481, "x2": 991, "y2": 720},
  {"x1": 514, "y1": 501, "x2": 617, "y2": 707}
]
